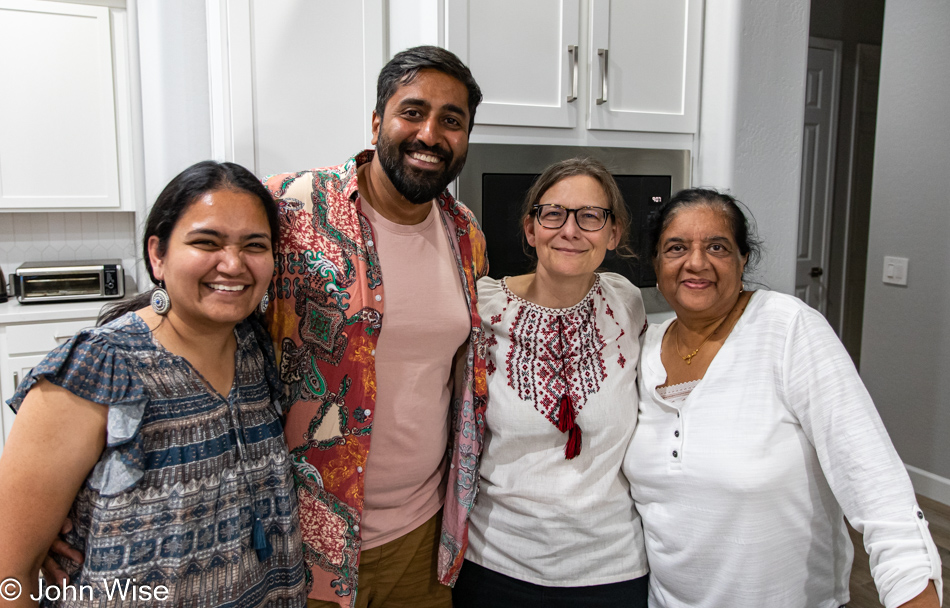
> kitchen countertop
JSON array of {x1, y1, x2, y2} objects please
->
[{"x1": 0, "y1": 298, "x2": 127, "y2": 324}]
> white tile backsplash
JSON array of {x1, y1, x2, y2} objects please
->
[{"x1": 0, "y1": 212, "x2": 139, "y2": 287}]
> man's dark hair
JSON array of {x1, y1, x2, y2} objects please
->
[{"x1": 375, "y1": 45, "x2": 483, "y2": 133}]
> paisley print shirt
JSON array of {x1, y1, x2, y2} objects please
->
[
  {"x1": 263, "y1": 151, "x2": 488, "y2": 607},
  {"x1": 7, "y1": 313, "x2": 306, "y2": 607}
]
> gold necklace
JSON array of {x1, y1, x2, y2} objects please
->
[{"x1": 673, "y1": 291, "x2": 744, "y2": 365}]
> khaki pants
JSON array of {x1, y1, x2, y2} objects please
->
[{"x1": 307, "y1": 511, "x2": 452, "y2": 608}]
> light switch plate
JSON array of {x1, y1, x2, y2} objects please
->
[{"x1": 882, "y1": 256, "x2": 908, "y2": 286}]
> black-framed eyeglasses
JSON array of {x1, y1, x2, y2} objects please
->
[{"x1": 532, "y1": 204, "x2": 614, "y2": 231}]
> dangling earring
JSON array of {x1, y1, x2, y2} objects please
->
[
  {"x1": 258, "y1": 292, "x2": 269, "y2": 314},
  {"x1": 151, "y1": 282, "x2": 171, "y2": 315}
]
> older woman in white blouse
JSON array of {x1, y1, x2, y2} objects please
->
[
  {"x1": 625, "y1": 188, "x2": 942, "y2": 608},
  {"x1": 453, "y1": 158, "x2": 649, "y2": 608}
]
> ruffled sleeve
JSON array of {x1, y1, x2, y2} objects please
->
[
  {"x1": 6, "y1": 315, "x2": 149, "y2": 497},
  {"x1": 475, "y1": 276, "x2": 503, "y2": 314}
]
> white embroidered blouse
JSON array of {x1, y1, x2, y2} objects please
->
[{"x1": 465, "y1": 272, "x2": 649, "y2": 586}]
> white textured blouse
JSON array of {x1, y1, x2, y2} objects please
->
[
  {"x1": 466, "y1": 272, "x2": 649, "y2": 586},
  {"x1": 625, "y1": 290, "x2": 943, "y2": 608}
]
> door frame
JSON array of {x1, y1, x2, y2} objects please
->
[
  {"x1": 826, "y1": 43, "x2": 882, "y2": 365},
  {"x1": 796, "y1": 36, "x2": 842, "y2": 315}
]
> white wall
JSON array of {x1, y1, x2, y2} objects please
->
[
  {"x1": 860, "y1": 1, "x2": 950, "y2": 482},
  {"x1": 137, "y1": 0, "x2": 213, "y2": 206},
  {"x1": 697, "y1": 0, "x2": 810, "y2": 293},
  {"x1": 0, "y1": 212, "x2": 137, "y2": 284}
]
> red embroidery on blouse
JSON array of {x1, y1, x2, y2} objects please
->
[{"x1": 505, "y1": 299, "x2": 607, "y2": 427}]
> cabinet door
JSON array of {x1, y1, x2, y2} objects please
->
[
  {"x1": 588, "y1": 0, "x2": 702, "y2": 133},
  {"x1": 446, "y1": 0, "x2": 580, "y2": 128},
  {"x1": 0, "y1": 0, "x2": 121, "y2": 210},
  {"x1": 0, "y1": 353, "x2": 45, "y2": 458},
  {"x1": 0, "y1": 316, "x2": 95, "y2": 457},
  {"x1": 209, "y1": 0, "x2": 385, "y2": 177}
]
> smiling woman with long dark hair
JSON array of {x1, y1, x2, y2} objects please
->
[{"x1": 0, "y1": 161, "x2": 305, "y2": 607}]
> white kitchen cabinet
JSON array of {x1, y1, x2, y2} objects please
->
[
  {"x1": 0, "y1": 0, "x2": 139, "y2": 212},
  {"x1": 445, "y1": 0, "x2": 580, "y2": 128},
  {"x1": 0, "y1": 302, "x2": 101, "y2": 458},
  {"x1": 207, "y1": 0, "x2": 385, "y2": 178},
  {"x1": 207, "y1": 1, "x2": 702, "y2": 170},
  {"x1": 445, "y1": 0, "x2": 702, "y2": 134},
  {"x1": 0, "y1": 354, "x2": 45, "y2": 457},
  {"x1": 588, "y1": 0, "x2": 702, "y2": 133}
]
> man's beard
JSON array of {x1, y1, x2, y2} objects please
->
[{"x1": 376, "y1": 132, "x2": 467, "y2": 205}]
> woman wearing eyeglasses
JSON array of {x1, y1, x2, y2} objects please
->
[{"x1": 452, "y1": 158, "x2": 649, "y2": 608}]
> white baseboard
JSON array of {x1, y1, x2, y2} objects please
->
[{"x1": 906, "y1": 464, "x2": 950, "y2": 506}]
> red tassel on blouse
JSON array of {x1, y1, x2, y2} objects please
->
[{"x1": 557, "y1": 393, "x2": 582, "y2": 459}]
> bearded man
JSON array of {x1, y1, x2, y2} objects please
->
[{"x1": 263, "y1": 46, "x2": 487, "y2": 608}]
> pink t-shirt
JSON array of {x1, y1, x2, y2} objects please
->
[{"x1": 359, "y1": 198, "x2": 471, "y2": 549}]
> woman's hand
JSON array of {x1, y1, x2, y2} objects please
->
[
  {"x1": 899, "y1": 581, "x2": 940, "y2": 607},
  {"x1": 0, "y1": 380, "x2": 106, "y2": 606}
]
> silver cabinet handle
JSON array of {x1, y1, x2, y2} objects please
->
[
  {"x1": 13, "y1": 371, "x2": 18, "y2": 388},
  {"x1": 596, "y1": 48, "x2": 608, "y2": 105},
  {"x1": 566, "y1": 45, "x2": 578, "y2": 102}
]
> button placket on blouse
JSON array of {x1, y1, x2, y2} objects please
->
[{"x1": 670, "y1": 408, "x2": 684, "y2": 466}]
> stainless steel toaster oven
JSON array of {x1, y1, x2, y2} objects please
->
[{"x1": 11, "y1": 260, "x2": 125, "y2": 303}]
